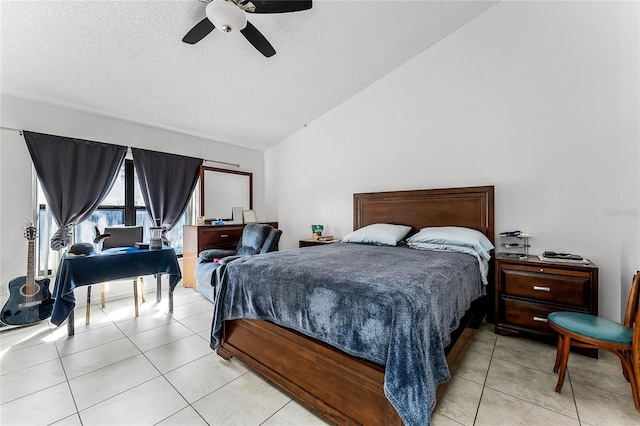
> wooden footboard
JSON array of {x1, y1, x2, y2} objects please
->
[
  {"x1": 218, "y1": 318, "x2": 402, "y2": 425},
  {"x1": 217, "y1": 299, "x2": 484, "y2": 426}
]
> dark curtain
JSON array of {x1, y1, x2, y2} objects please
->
[
  {"x1": 24, "y1": 131, "x2": 127, "y2": 250},
  {"x1": 131, "y1": 148, "x2": 202, "y2": 244}
]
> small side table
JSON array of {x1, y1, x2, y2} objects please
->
[
  {"x1": 495, "y1": 254, "x2": 598, "y2": 356},
  {"x1": 299, "y1": 239, "x2": 340, "y2": 248}
]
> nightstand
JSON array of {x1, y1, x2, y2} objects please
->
[
  {"x1": 299, "y1": 239, "x2": 340, "y2": 248},
  {"x1": 495, "y1": 254, "x2": 598, "y2": 355}
]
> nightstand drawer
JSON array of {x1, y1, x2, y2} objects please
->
[
  {"x1": 502, "y1": 299, "x2": 558, "y2": 334},
  {"x1": 502, "y1": 268, "x2": 590, "y2": 308},
  {"x1": 200, "y1": 228, "x2": 244, "y2": 245}
]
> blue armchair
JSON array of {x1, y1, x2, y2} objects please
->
[{"x1": 195, "y1": 223, "x2": 282, "y2": 302}]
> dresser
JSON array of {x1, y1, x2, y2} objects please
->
[
  {"x1": 183, "y1": 222, "x2": 278, "y2": 288},
  {"x1": 495, "y1": 254, "x2": 598, "y2": 352}
]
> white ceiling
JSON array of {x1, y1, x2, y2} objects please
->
[{"x1": 1, "y1": 0, "x2": 497, "y2": 151}]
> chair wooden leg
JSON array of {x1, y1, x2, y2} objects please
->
[
  {"x1": 619, "y1": 353, "x2": 640, "y2": 412},
  {"x1": 85, "y1": 285, "x2": 92, "y2": 325},
  {"x1": 622, "y1": 351, "x2": 632, "y2": 382},
  {"x1": 133, "y1": 279, "x2": 139, "y2": 317},
  {"x1": 100, "y1": 283, "x2": 106, "y2": 308},
  {"x1": 553, "y1": 334, "x2": 563, "y2": 373},
  {"x1": 555, "y1": 334, "x2": 572, "y2": 393},
  {"x1": 139, "y1": 276, "x2": 145, "y2": 303},
  {"x1": 634, "y1": 365, "x2": 640, "y2": 414}
]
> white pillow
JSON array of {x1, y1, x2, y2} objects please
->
[
  {"x1": 406, "y1": 226, "x2": 494, "y2": 260},
  {"x1": 342, "y1": 223, "x2": 411, "y2": 246}
]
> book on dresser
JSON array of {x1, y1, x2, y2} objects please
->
[{"x1": 182, "y1": 222, "x2": 278, "y2": 288}]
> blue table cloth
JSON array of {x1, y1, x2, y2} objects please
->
[{"x1": 51, "y1": 246, "x2": 182, "y2": 326}]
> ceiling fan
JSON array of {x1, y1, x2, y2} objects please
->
[{"x1": 182, "y1": 0, "x2": 312, "y2": 57}]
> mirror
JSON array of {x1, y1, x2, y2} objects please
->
[{"x1": 200, "y1": 166, "x2": 253, "y2": 221}]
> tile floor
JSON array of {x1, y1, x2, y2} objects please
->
[{"x1": 0, "y1": 285, "x2": 638, "y2": 425}]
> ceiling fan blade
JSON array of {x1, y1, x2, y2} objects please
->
[
  {"x1": 182, "y1": 17, "x2": 216, "y2": 44},
  {"x1": 249, "y1": 1, "x2": 312, "y2": 14},
  {"x1": 241, "y1": 21, "x2": 276, "y2": 57}
]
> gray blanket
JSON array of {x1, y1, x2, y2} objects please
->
[{"x1": 211, "y1": 243, "x2": 484, "y2": 426}]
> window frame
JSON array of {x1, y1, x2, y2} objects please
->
[{"x1": 37, "y1": 159, "x2": 188, "y2": 275}]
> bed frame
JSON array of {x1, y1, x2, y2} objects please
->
[{"x1": 216, "y1": 185, "x2": 495, "y2": 425}]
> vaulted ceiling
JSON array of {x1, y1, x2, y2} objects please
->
[{"x1": 1, "y1": 1, "x2": 497, "y2": 150}]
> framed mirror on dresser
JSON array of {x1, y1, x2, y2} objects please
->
[
  {"x1": 199, "y1": 166, "x2": 253, "y2": 221},
  {"x1": 184, "y1": 166, "x2": 270, "y2": 289}
]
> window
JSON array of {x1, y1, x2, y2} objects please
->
[{"x1": 37, "y1": 159, "x2": 187, "y2": 275}]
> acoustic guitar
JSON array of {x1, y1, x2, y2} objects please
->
[{"x1": 0, "y1": 225, "x2": 53, "y2": 325}]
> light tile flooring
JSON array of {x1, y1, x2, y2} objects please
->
[{"x1": 0, "y1": 285, "x2": 638, "y2": 425}]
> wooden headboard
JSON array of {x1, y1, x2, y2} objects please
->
[{"x1": 353, "y1": 185, "x2": 495, "y2": 244}]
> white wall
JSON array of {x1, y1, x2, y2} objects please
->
[
  {"x1": 265, "y1": 1, "x2": 640, "y2": 322},
  {"x1": 618, "y1": 1, "x2": 640, "y2": 317},
  {"x1": 0, "y1": 94, "x2": 265, "y2": 306}
]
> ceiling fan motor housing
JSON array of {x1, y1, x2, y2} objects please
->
[{"x1": 206, "y1": 0, "x2": 247, "y2": 34}]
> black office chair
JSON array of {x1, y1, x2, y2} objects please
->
[
  {"x1": 85, "y1": 226, "x2": 143, "y2": 324},
  {"x1": 195, "y1": 223, "x2": 282, "y2": 302}
]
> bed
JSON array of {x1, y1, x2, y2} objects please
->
[{"x1": 211, "y1": 186, "x2": 494, "y2": 425}]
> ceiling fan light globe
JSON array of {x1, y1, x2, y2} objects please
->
[{"x1": 206, "y1": 1, "x2": 247, "y2": 34}]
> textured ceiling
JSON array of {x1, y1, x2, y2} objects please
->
[{"x1": 1, "y1": 1, "x2": 497, "y2": 150}]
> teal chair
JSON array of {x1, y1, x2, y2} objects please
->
[{"x1": 548, "y1": 272, "x2": 640, "y2": 413}]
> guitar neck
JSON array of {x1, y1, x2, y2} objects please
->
[{"x1": 26, "y1": 239, "x2": 36, "y2": 290}]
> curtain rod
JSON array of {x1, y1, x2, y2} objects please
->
[
  {"x1": 203, "y1": 159, "x2": 240, "y2": 168},
  {"x1": 1, "y1": 126, "x2": 23, "y2": 134},
  {"x1": 1, "y1": 126, "x2": 240, "y2": 168}
]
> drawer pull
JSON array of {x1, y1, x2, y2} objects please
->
[
  {"x1": 220, "y1": 234, "x2": 228, "y2": 238},
  {"x1": 533, "y1": 286, "x2": 551, "y2": 292},
  {"x1": 533, "y1": 316, "x2": 548, "y2": 323}
]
